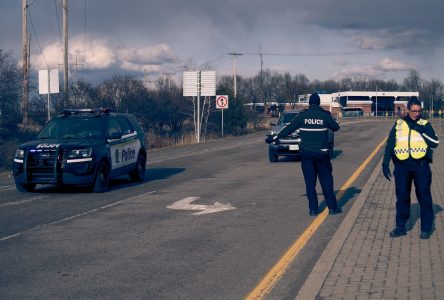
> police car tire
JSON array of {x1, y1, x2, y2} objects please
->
[
  {"x1": 92, "y1": 161, "x2": 110, "y2": 193},
  {"x1": 129, "y1": 153, "x2": 146, "y2": 182},
  {"x1": 16, "y1": 183, "x2": 36, "y2": 192}
]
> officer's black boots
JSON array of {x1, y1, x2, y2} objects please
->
[
  {"x1": 389, "y1": 227, "x2": 406, "y2": 238},
  {"x1": 328, "y1": 208, "x2": 342, "y2": 215},
  {"x1": 420, "y1": 231, "x2": 432, "y2": 239}
]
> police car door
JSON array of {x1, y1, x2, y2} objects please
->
[{"x1": 107, "y1": 117, "x2": 139, "y2": 172}]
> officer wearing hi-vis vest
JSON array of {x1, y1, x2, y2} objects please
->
[
  {"x1": 382, "y1": 97, "x2": 439, "y2": 239},
  {"x1": 265, "y1": 93, "x2": 341, "y2": 216}
]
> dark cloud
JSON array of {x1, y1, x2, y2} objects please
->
[{"x1": 1, "y1": 0, "x2": 443, "y2": 82}]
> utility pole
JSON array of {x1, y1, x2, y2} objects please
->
[
  {"x1": 229, "y1": 53, "x2": 243, "y2": 99},
  {"x1": 21, "y1": 0, "x2": 29, "y2": 125},
  {"x1": 63, "y1": 0, "x2": 69, "y2": 104},
  {"x1": 258, "y1": 43, "x2": 264, "y2": 104},
  {"x1": 258, "y1": 43, "x2": 263, "y2": 78}
]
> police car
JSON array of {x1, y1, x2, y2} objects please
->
[{"x1": 13, "y1": 109, "x2": 147, "y2": 193}]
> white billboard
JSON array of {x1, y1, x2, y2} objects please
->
[
  {"x1": 183, "y1": 71, "x2": 216, "y2": 97},
  {"x1": 39, "y1": 69, "x2": 60, "y2": 94}
]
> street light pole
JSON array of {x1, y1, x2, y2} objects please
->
[{"x1": 375, "y1": 86, "x2": 378, "y2": 117}]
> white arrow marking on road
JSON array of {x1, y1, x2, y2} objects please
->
[{"x1": 167, "y1": 197, "x2": 236, "y2": 215}]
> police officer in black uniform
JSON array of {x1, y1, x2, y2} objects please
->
[
  {"x1": 382, "y1": 97, "x2": 439, "y2": 239},
  {"x1": 266, "y1": 93, "x2": 341, "y2": 216}
]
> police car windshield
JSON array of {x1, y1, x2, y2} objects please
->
[
  {"x1": 37, "y1": 117, "x2": 106, "y2": 139},
  {"x1": 279, "y1": 112, "x2": 298, "y2": 125}
]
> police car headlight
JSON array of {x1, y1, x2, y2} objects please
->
[
  {"x1": 15, "y1": 149, "x2": 25, "y2": 159},
  {"x1": 68, "y1": 148, "x2": 92, "y2": 159}
]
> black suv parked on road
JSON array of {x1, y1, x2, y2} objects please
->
[
  {"x1": 13, "y1": 109, "x2": 147, "y2": 193},
  {"x1": 268, "y1": 110, "x2": 302, "y2": 162}
]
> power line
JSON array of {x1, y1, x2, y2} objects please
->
[
  {"x1": 198, "y1": 53, "x2": 231, "y2": 69},
  {"x1": 28, "y1": 7, "x2": 49, "y2": 68},
  {"x1": 243, "y1": 51, "x2": 363, "y2": 57}
]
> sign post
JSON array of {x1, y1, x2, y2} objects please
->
[
  {"x1": 216, "y1": 95, "x2": 229, "y2": 138},
  {"x1": 183, "y1": 71, "x2": 216, "y2": 143}
]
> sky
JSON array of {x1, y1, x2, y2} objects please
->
[{"x1": 2, "y1": 0, "x2": 444, "y2": 86}]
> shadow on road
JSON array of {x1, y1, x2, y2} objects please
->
[{"x1": 26, "y1": 167, "x2": 186, "y2": 194}]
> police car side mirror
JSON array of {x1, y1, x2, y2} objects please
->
[
  {"x1": 109, "y1": 132, "x2": 122, "y2": 140},
  {"x1": 270, "y1": 122, "x2": 276, "y2": 126}
]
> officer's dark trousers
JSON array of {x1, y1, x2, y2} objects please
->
[
  {"x1": 300, "y1": 150, "x2": 338, "y2": 212},
  {"x1": 393, "y1": 159, "x2": 434, "y2": 232}
]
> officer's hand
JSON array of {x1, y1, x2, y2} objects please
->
[
  {"x1": 265, "y1": 135, "x2": 276, "y2": 144},
  {"x1": 382, "y1": 164, "x2": 391, "y2": 181},
  {"x1": 413, "y1": 123, "x2": 426, "y2": 134}
]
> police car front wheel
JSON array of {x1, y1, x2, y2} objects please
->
[{"x1": 92, "y1": 161, "x2": 110, "y2": 193}]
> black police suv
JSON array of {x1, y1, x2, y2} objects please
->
[{"x1": 13, "y1": 109, "x2": 147, "y2": 193}]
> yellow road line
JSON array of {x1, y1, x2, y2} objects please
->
[{"x1": 245, "y1": 137, "x2": 388, "y2": 300}]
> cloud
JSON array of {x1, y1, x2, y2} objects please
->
[
  {"x1": 377, "y1": 58, "x2": 412, "y2": 72},
  {"x1": 30, "y1": 35, "x2": 116, "y2": 70},
  {"x1": 117, "y1": 44, "x2": 179, "y2": 72},
  {"x1": 333, "y1": 57, "x2": 412, "y2": 79},
  {"x1": 30, "y1": 35, "x2": 181, "y2": 76},
  {"x1": 73, "y1": 36, "x2": 117, "y2": 69}
]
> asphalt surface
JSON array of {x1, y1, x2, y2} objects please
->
[{"x1": 0, "y1": 119, "x2": 393, "y2": 299}]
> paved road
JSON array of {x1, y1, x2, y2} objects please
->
[{"x1": 0, "y1": 119, "x2": 392, "y2": 299}]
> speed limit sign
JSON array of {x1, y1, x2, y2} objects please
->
[{"x1": 216, "y1": 95, "x2": 229, "y2": 109}]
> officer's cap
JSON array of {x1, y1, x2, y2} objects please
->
[{"x1": 309, "y1": 93, "x2": 320, "y2": 105}]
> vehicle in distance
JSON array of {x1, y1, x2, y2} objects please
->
[
  {"x1": 13, "y1": 108, "x2": 147, "y2": 193},
  {"x1": 267, "y1": 110, "x2": 334, "y2": 162}
]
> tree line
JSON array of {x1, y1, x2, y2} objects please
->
[{"x1": 1, "y1": 49, "x2": 444, "y2": 146}]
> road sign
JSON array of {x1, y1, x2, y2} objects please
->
[
  {"x1": 216, "y1": 95, "x2": 229, "y2": 109},
  {"x1": 38, "y1": 69, "x2": 59, "y2": 94},
  {"x1": 183, "y1": 71, "x2": 216, "y2": 97}
]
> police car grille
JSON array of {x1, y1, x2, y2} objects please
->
[{"x1": 27, "y1": 150, "x2": 58, "y2": 180}]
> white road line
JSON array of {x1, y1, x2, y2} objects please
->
[
  {"x1": 0, "y1": 190, "x2": 157, "y2": 242},
  {"x1": 0, "y1": 199, "x2": 35, "y2": 208},
  {"x1": 0, "y1": 185, "x2": 15, "y2": 191},
  {"x1": 0, "y1": 233, "x2": 22, "y2": 242}
]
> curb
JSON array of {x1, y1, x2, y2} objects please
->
[{"x1": 295, "y1": 157, "x2": 383, "y2": 299}]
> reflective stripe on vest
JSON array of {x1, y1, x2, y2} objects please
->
[{"x1": 394, "y1": 119, "x2": 428, "y2": 160}]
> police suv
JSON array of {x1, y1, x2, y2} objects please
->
[{"x1": 13, "y1": 109, "x2": 147, "y2": 193}]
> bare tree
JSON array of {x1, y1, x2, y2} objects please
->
[
  {"x1": 0, "y1": 50, "x2": 22, "y2": 135},
  {"x1": 422, "y1": 78, "x2": 444, "y2": 113},
  {"x1": 403, "y1": 69, "x2": 423, "y2": 92}
]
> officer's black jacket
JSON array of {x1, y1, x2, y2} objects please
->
[
  {"x1": 275, "y1": 104, "x2": 340, "y2": 153},
  {"x1": 382, "y1": 115, "x2": 439, "y2": 166}
]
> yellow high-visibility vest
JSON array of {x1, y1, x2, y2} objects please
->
[{"x1": 394, "y1": 119, "x2": 428, "y2": 160}]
